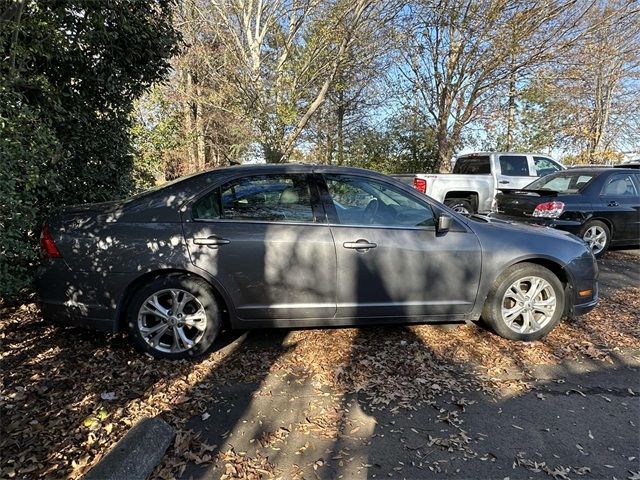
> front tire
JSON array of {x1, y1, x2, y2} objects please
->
[
  {"x1": 580, "y1": 220, "x2": 610, "y2": 258},
  {"x1": 482, "y1": 263, "x2": 565, "y2": 341},
  {"x1": 126, "y1": 274, "x2": 221, "y2": 359}
]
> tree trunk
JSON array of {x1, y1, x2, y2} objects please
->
[
  {"x1": 325, "y1": 132, "x2": 334, "y2": 165},
  {"x1": 506, "y1": 65, "x2": 517, "y2": 151},
  {"x1": 195, "y1": 82, "x2": 206, "y2": 171},
  {"x1": 182, "y1": 69, "x2": 198, "y2": 172},
  {"x1": 336, "y1": 93, "x2": 345, "y2": 165},
  {"x1": 436, "y1": 115, "x2": 453, "y2": 173}
]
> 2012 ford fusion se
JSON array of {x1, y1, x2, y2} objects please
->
[{"x1": 36, "y1": 165, "x2": 599, "y2": 359}]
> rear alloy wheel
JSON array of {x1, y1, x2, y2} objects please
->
[
  {"x1": 444, "y1": 198, "x2": 474, "y2": 215},
  {"x1": 127, "y1": 275, "x2": 221, "y2": 359},
  {"x1": 482, "y1": 263, "x2": 565, "y2": 341},
  {"x1": 580, "y1": 220, "x2": 610, "y2": 258}
]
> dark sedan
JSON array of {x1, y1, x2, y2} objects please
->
[
  {"x1": 37, "y1": 165, "x2": 598, "y2": 359},
  {"x1": 493, "y1": 167, "x2": 640, "y2": 257}
]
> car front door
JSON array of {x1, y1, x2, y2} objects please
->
[
  {"x1": 496, "y1": 154, "x2": 536, "y2": 189},
  {"x1": 598, "y1": 173, "x2": 640, "y2": 242},
  {"x1": 182, "y1": 172, "x2": 337, "y2": 321},
  {"x1": 319, "y1": 172, "x2": 482, "y2": 319}
]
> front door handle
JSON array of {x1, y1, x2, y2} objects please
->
[
  {"x1": 607, "y1": 201, "x2": 619, "y2": 207},
  {"x1": 498, "y1": 180, "x2": 510, "y2": 185},
  {"x1": 193, "y1": 236, "x2": 231, "y2": 247},
  {"x1": 343, "y1": 239, "x2": 377, "y2": 252}
]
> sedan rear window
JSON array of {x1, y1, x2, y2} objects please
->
[{"x1": 525, "y1": 173, "x2": 596, "y2": 193}]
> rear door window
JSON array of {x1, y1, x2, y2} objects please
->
[
  {"x1": 499, "y1": 155, "x2": 530, "y2": 176},
  {"x1": 602, "y1": 174, "x2": 638, "y2": 197},
  {"x1": 193, "y1": 174, "x2": 316, "y2": 223}
]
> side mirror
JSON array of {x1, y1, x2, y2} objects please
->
[{"x1": 437, "y1": 214, "x2": 452, "y2": 235}]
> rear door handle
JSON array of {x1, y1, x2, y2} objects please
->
[
  {"x1": 193, "y1": 236, "x2": 230, "y2": 247},
  {"x1": 498, "y1": 180, "x2": 510, "y2": 185},
  {"x1": 607, "y1": 201, "x2": 619, "y2": 207},
  {"x1": 343, "y1": 239, "x2": 377, "y2": 251}
]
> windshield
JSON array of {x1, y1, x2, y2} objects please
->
[{"x1": 525, "y1": 172, "x2": 597, "y2": 193}]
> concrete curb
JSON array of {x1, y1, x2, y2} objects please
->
[{"x1": 84, "y1": 417, "x2": 175, "y2": 480}]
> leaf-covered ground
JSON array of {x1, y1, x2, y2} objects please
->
[{"x1": 1, "y1": 252, "x2": 639, "y2": 479}]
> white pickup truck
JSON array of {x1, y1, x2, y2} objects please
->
[{"x1": 394, "y1": 152, "x2": 565, "y2": 214}]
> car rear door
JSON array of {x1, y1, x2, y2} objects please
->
[
  {"x1": 495, "y1": 154, "x2": 536, "y2": 189},
  {"x1": 597, "y1": 173, "x2": 640, "y2": 242},
  {"x1": 318, "y1": 172, "x2": 482, "y2": 319},
  {"x1": 182, "y1": 171, "x2": 337, "y2": 321}
]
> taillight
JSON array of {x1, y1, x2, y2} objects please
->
[
  {"x1": 532, "y1": 201, "x2": 565, "y2": 218},
  {"x1": 413, "y1": 177, "x2": 427, "y2": 193},
  {"x1": 40, "y1": 224, "x2": 62, "y2": 258}
]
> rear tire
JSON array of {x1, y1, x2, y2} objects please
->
[
  {"x1": 445, "y1": 198, "x2": 474, "y2": 215},
  {"x1": 580, "y1": 220, "x2": 610, "y2": 258},
  {"x1": 482, "y1": 263, "x2": 564, "y2": 341},
  {"x1": 126, "y1": 274, "x2": 221, "y2": 360}
]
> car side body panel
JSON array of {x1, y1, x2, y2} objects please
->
[{"x1": 35, "y1": 164, "x2": 599, "y2": 335}]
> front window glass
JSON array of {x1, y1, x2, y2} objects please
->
[
  {"x1": 193, "y1": 174, "x2": 315, "y2": 222},
  {"x1": 325, "y1": 174, "x2": 435, "y2": 227},
  {"x1": 499, "y1": 155, "x2": 530, "y2": 176},
  {"x1": 525, "y1": 173, "x2": 596, "y2": 193},
  {"x1": 533, "y1": 157, "x2": 562, "y2": 176},
  {"x1": 602, "y1": 174, "x2": 638, "y2": 197}
]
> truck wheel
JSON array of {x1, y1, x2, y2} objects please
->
[{"x1": 445, "y1": 198, "x2": 474, "y2": 215}]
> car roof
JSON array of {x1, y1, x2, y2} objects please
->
[
  {"x1": 565, "y1": 166, "x2": 638, "y2": 174},
  {"x1": 189, "y1": 162, "x2": 376, "y2": 175},
  {"x1": 456, "y1": 152, "x2": 556, "y2": 157}
]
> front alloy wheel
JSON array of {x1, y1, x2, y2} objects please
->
[
  {"x1": 127, "y1": 275, "x2": 220, "y2": 359},
  {"x1": 483, "y1": 263, "x2": 565, "y2": 341},
  {"x1": 500, "y1": 277, "x2": 556, "y2": 334}
]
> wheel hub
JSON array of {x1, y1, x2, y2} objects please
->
[
  {"x1": 501, "y1": 276, "x2": 557, "y2": 334},
  {"x1": 137, "y1": 288, "x2": 207, "y2": 353}
]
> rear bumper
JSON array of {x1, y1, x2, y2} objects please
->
[
  {"x1": 35, "y1": 259, "x2": 124, "y2": 333},
  {"x1": 39, "y1": 301, "x2": 117, "y2": 332}
]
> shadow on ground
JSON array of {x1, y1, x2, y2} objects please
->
[{"x1": 1, "y1": 251, "x2": 639, "y2": 479}]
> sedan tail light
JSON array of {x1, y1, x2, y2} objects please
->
[
  {"x1": 532, "y1": 201, "x2": 565, "y2": 218},
  {"x1": 413, "y1": 177, "x2": 427, "y2": 193},
  {"x1": 40, "y1": 224, "x2": 62, "y2": 258}
]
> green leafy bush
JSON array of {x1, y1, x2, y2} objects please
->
[{"x1": 0, "y1": 1, "x2": 179, "y2": 302}]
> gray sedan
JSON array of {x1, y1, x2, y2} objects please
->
[{"x1": 36, "y1": 165, "x2": 599, "y2": 359}]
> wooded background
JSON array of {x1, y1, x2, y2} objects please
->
[{"x1": 1, "y1": 0, "x2": 639, "y2": 300}]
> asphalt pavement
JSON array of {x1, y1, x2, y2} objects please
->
[{"x1": 180, "y1": 249, "x2": 640, "y2": 480}]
